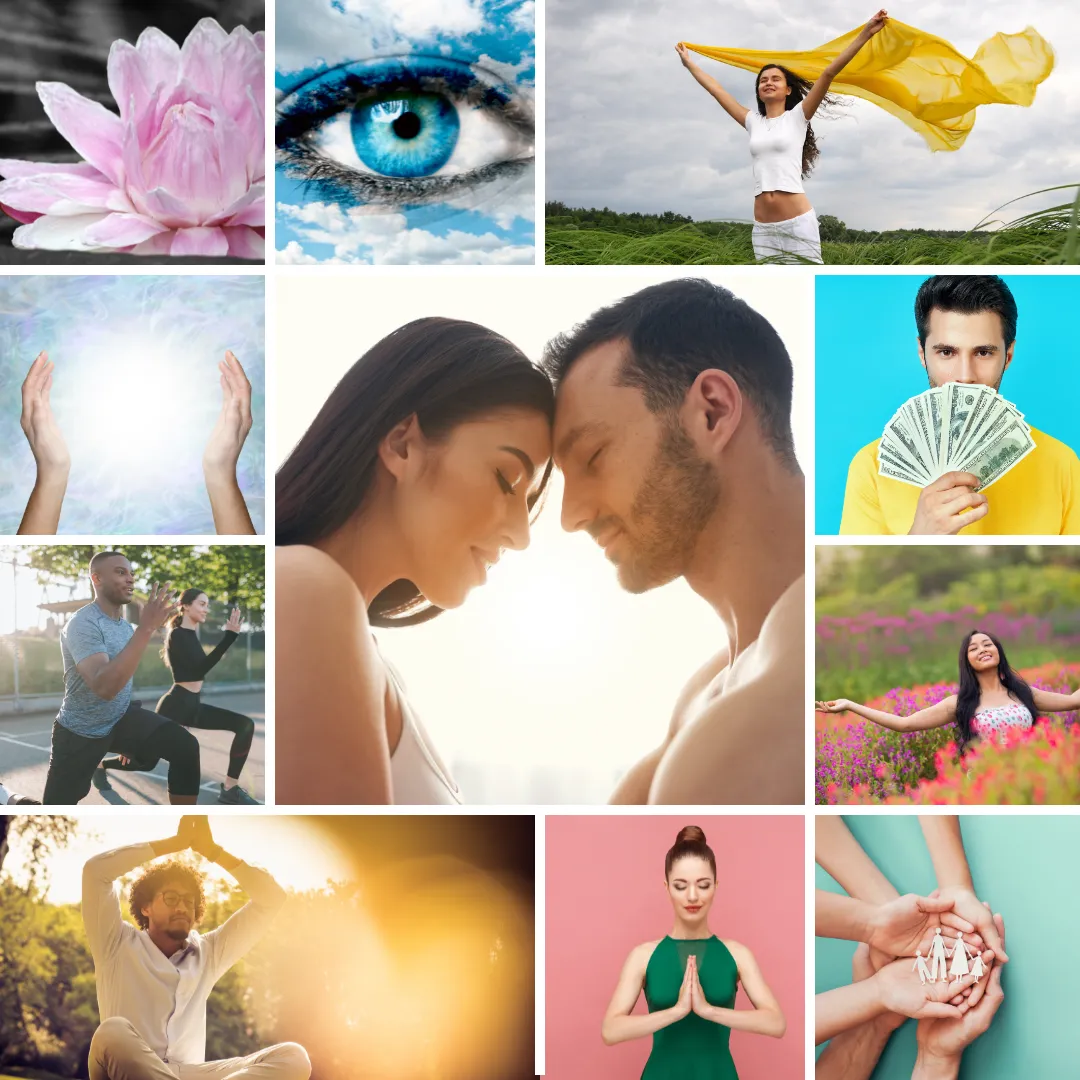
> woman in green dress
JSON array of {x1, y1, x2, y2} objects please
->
[{"x1": 601, "y1": 826, "x2": 786, "y2": 1078}]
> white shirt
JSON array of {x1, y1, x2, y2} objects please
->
[
  {"x1": 744, "y1": 106, "x2": 808, "y2": 195},
  {"x1": 82, "y1": 843, "x2": 286, "y2": 1066}
]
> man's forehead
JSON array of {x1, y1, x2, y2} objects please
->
[
  {"x1": 926, "y1": 307, "x2": 1005, "y2": 342},
  {"x1": 554, "y1": 340, "x2": 627, "y2": 423}
]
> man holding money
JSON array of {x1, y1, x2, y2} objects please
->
[{"x1": 840, "y1": 275, "x2": 1080, "y2": 534}]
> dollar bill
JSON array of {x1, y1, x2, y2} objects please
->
[{"x1": 954, "y1": 418, "x2": 1037, "y2": 490}]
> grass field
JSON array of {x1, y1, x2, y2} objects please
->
[{"x1": 546, "y1": 185, "x2": 1080, "y2": 265}]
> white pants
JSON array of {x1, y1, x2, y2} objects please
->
[
  {"x1": 752, "y1": 208, "x2": 823, "y2": 264},
  {"x1": 89, "y1": 1018, "x2": 311, "y2": 1080}
]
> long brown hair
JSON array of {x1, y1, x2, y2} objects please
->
[{"x1": 755, "y1": 64, "x2": 840, "y2": 179}]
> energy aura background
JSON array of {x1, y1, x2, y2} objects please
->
[{"x1": 0, "y1": 276, "x2": 265, "y2": 534}]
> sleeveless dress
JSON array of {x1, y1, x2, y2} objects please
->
[
  {"x1": 971, "y1": 701, "x2": 1034, "y2": 738},
  {"x1": 642, "y1": 936, "x2": 740, "y2": 1079}
]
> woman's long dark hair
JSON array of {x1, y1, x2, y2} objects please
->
[
  {"x1": 277, "y1": 317, "x2": 555, "y2": 627},
  {"x1": 755, "y1": 64, "x2": 838, "y2": 179},
  {"x1": 161, "y1": 587, "x2": 204, "y2": 664},
  {"x1": 955, "y1": 629, "x2": 1039, "y2": 750}
]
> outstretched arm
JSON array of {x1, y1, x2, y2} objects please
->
[
  {"x1": 17, "y1": 351, "x2": 69, "y2": 534},
  {"x1": 816, "y1": 817, "x2": 899, "y2": 904},
  {"x1": 802, "y1": 10, "x2": 888, "y2": 119},
  {"x1": 693, "y1": 942, "x2": 785, "y2": 1037},
  {"x1": 815, "y1": 695, "x2": 957, "y2": 733},
  {"x1": 675, "y1": 43, "x2": 749, "y2": 126},
  {"x1": 602, "y1": 943, "x2": 689, "y2": 1045},
  {"x1": 1031, "y1": 686, "x2": 1080, "y2": 713},
  {"x1": 203, "y1": 350, "x2": 256, "y2": 535}
]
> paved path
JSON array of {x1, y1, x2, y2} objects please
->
[{"x1": 0, "y1": 689, "x2": 265, "y2": 805}]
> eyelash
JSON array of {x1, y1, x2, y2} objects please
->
[
  {"x1": 276, "y1": 57, "x2": 534, "y2": 208},
  {"x1": 496, "y1": 470, "x2": 516, "y2": 495},
  {"x1": 586, "y1": 446, "x2": 604, "y2": 471}
]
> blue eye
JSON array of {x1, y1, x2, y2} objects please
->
[
  {"x1": 351, "y1": 93, "x2": 460, "y2": 177},
  {"x1": 276, "y1": 56, "x2": 533, "y2": 208}
]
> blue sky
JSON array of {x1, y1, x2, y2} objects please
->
[{"x1": 275, "y1": 0, "x2": 535, "y2": 264}]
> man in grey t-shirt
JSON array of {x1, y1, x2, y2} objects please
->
[{"x1": 42, "y1": 551, "x2": 203, "y2": 805}]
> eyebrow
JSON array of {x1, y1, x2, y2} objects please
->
[
  {"x1": 498, "y1": 445, "x2": 536, "y2": 477},
  {"x1": 554, "y1": 421, "x2": 609, "y2": 463},
  {"x1": 931, "y1": 341, "x2": 1000, "y2": 352}
]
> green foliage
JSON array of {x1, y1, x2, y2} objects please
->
[
  {"x1": 4, "y1": 547, "x2": 266, "y2": 624},
  {"x1": 817, "y1": 546, "x2": 1080, "y2": 618},
  {"x1": 545, "y1": 185, "x2": 1080, "y2": 265}
]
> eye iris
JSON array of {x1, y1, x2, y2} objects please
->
[{"x1": 350, "y1": 93, "x2": 460, "y2": 177}]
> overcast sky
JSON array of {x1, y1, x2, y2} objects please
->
[{"x1": 545, "y1": 0, "x2": 1080, "y2": 230}]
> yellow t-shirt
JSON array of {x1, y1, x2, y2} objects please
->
[{"x1": 839, "y1": 426, "x2": 1080, "y2": 535}]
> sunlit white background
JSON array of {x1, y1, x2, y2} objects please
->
[
  {"x1": 0, "y1": 276, "x2": 265, "y2": 534},
  {"x1": 276, "y1": 269, "x2": 811, "y2": 802}
]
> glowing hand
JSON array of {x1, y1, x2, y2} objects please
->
[
  {"x1": 21, "y1": 351, "x2": 70, "y2": 473},
  {"x1": 224, "y1": 607, "x2": 242, "y2": 634},
  {"x1": 140, "y1": 582, "x2": 179, "y2": 631},
  {"x1": 203, "y1": 350, "x2": 253, "y2": 475},
  {"x1": 816, "y1": 699, "x2": 854, "y2": 714},
  {"x1": 672, "y1": 954, "x2": 694, "y2": 1020},
  {"x1": 186, "y1": 815, "x2": 217, "y2": 859},
  {"x1": 868, "y1": 894, "x2": 976, "y2": 958},
  {"x1": 917, "y1": 916, "x2": 1005, "y2": 1060},
  {"x1": 675, "y1": 43, "x2": 692, "y2": 68}
]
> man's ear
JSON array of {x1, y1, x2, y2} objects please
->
[
  {"x1": 1003, "y1": 341, "x2": 1015, "y2": 371},
  {"x1": 683, "y1": 369, "x2": 742, "y2": 456},
  {"x1": 917, "y1": 337, "x2": 927, "y2": 372}
]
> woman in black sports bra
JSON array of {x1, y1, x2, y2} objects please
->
[{"x1": 96, "y1": 587, "x2": 258, "y2": 804}]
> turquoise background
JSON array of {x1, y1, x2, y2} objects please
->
[
  {"x1": 814, "y1": 275, "x2": 1080, "y2": 533},
  {"x1": 816, "y1": 815, "x2": 1080, "y2": 1076}
]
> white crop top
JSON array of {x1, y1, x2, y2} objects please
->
[
  {"x1": 744, "y1": 106, "x2": 808, "y2": 195},
  {"x1": 383, "y1": 657, "x2": 464, "y2": 805}
]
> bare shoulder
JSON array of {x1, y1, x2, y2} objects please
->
[
  {"x1": 628, "y1": 939, "x2": 664, "y2": 969},
  {"x1": 720, "y1": 938, "x2": 752, "y2": 963},
  {"x1": 277, "y1": 544, "x2": 358, "y2": 595},
  {"x1": 669, "y1": 647, "x2": 730, "y2": 735}
]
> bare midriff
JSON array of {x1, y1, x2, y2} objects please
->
[
  {"x1": 177, "y1": 680, "x2": 203, "y2": 693},
  {"x1": 754, "y1": 190, "x2": 812, "y2": 223}
]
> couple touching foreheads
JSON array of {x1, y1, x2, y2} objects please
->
[{"x1": 276, "y1": 278, "x2": 805, "y2": 805}]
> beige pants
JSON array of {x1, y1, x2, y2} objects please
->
[{"x1": 89, "y1": 1018, "x2": 311, "y2": 1080}]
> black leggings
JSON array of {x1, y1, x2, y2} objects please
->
[
  {"x1": 104, "y1": 686, "x2": 254, "y2": 781},
  {"x1": 45, "y1": 705, "x2": 201, "y2": 802}
]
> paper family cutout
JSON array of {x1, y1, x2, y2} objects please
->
[{"x1": 912, "y1": 928, "x2": 986, "y2": 985}]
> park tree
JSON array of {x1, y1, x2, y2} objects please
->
[
  {"x1": 4, "y1": 545, "x2": 265, "y2": 624},
  {"x1": 817, "y1": 214, "x2": 848, "y2": 243}
]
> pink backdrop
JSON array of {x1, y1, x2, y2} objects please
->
[{"x1": 545, "y1": 815, "x2": 803, "y2": 1079}]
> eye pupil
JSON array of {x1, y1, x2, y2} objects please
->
[
  {"x1": 393, "y1": 111, "x2": 422, "y2": 140},
  {"x1": 351, "y1": 92, "x2": 460, "y2": 178}
]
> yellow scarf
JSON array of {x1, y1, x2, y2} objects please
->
[{"x1": 680, "y1": 19, "x2": 1053, "y2": 151}]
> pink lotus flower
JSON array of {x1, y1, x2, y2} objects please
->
[{"x1": 0, "y1": 18, "x2": 264, "y2": 258}]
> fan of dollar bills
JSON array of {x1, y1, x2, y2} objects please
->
[{"x1": 878, "y1": 383, "x2": 1036, "y2": 491}]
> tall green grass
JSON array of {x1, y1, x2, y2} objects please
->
[{"x1": 545, "y1": 185, "x2": 1080, "y2": 265}]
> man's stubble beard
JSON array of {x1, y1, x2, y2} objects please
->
[{"x1": 615, "y1": 417, "x2": 721, "y2": 595}]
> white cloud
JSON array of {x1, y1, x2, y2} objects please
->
[
  {"x1": 276, "y1": 200, "x2": 534, "y2": 263},
  {"x1": 508, "y1": 0, "x2": 534, "y2": 34},
  {"x1": 276, "y1": 240, "x2": 323, "y2": 263}
]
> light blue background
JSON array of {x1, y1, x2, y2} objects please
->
[
  {"x1": 815, "y1": 275, "x2": 1080, "y2": 533},
  {"x1": 816, "y1": 815, "x2": 1080, "y2": 1076}
]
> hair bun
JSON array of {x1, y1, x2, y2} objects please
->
[{"x1": 676, "y1": 825, "x2": 706, "y2": 845}]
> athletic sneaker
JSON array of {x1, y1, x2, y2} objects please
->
[
  {"x1": 217, "y1": 783, "x2": 258, "y2": 805},
  {"x1": 91, "y1": 765, "x2": 113, "y2": 791}
]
